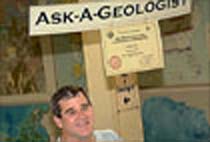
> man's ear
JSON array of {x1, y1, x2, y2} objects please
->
[{"x1": 53, "y1": 116, "x2": 63, "y2": 129}]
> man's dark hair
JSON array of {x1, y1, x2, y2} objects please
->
[{"x1": 50, "y1": 85, "x2": 92, "y2": 118}]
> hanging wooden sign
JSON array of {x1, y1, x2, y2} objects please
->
[{"x1": 29, "y1": 0, "x2": 191, "y2": 36}]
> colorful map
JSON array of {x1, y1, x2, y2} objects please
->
[
  {"x1": 0, "y1": 104, "x2": 52, "y2": 142},
  {"x1": 143, "y1": 96, "x2": 210, "y2": 142}
]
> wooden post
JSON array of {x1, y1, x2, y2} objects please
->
[{"x1": 81, "y1": 27, "x2": 144, "y2": 142}]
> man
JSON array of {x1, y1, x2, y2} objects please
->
[
  {"x1": 50, "y1": 85, "x2": 122, "y2": 142},
  {"x1": 50, "y1": 85, "x2": 95, "y2": 142}
]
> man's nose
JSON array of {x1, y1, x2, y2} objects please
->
[{"x1": 77, "y1": 110, "x2": 87, "y2": 118}]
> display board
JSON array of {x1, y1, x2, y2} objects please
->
[{"x1": 139, "y1": 1, "x2": 210, "y2": 87}]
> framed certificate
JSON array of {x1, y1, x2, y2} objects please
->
[{"x1": 101, "y1": 21, "x2": 164, "y2": 76}]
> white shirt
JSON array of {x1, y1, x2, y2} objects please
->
[{"x1": 56, "y1": 129, "x2": 122, "y2": 142}]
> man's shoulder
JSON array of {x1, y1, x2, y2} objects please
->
[{"x1": 94, "y1": 129, "x2": 122, "y2": 142}]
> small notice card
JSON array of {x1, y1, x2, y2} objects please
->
[{"x1": 101, "y1": 21, "x2": 164, "y2": 76}]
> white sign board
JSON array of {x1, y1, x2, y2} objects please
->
[
  {"x1": 101, "y1": 21, "x2": 164, "y2": 76},
  {"x1": 30, "y1": 0, "x2": 191, "y2": 36}
]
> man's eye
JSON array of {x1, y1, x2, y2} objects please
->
[
  {"x1": 81, "y1": 104, "x2": 89, "y2": 111},
  {"x1": 66, "y1": 110, "x2": 76, "y2": 116}
]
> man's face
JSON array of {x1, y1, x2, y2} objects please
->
[{"x1": 54, "y1": 92, "x2": 94, "y2": 139}]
